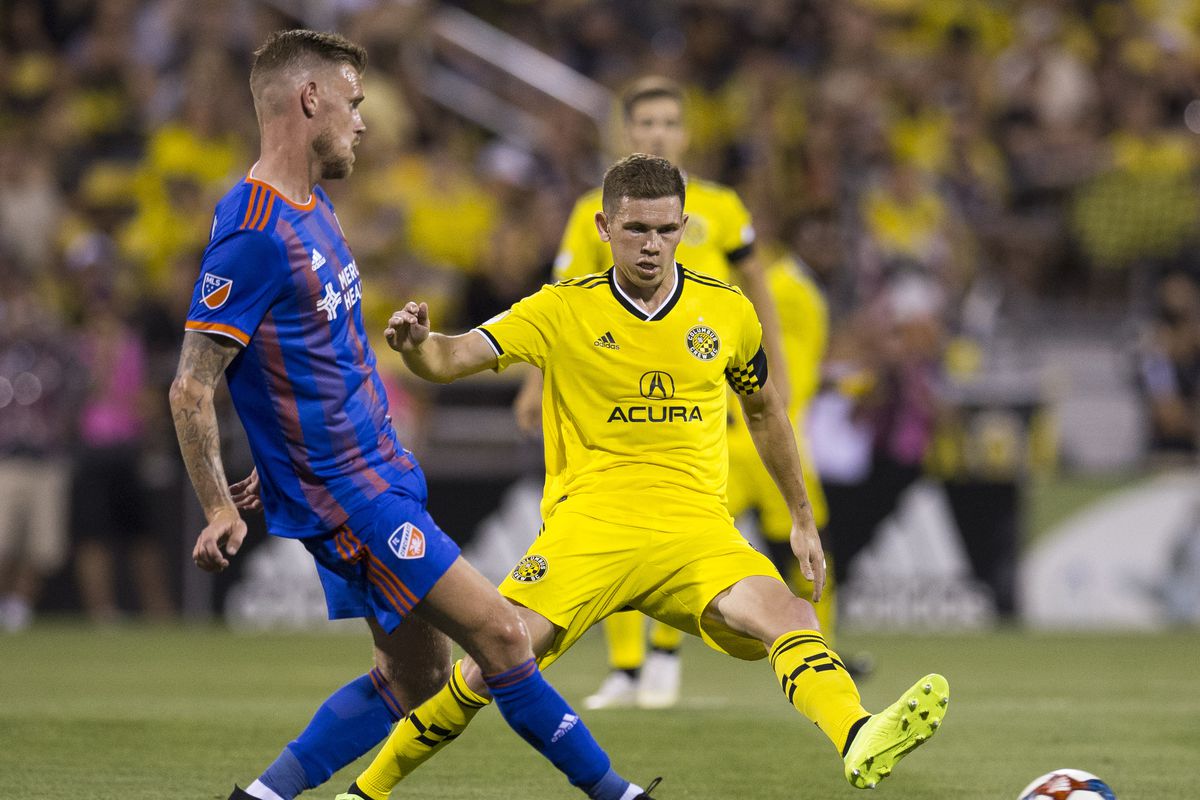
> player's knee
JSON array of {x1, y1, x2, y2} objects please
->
[
  {"x1": 473, "y1": 610, "x2": 532, "y2": 670},
  {"x1": 755, "y1": 595, "x2": 820, "y2": 643},
  {"x1": 489, "y1": 613, "x2": 531, "y2": 655},
  {"x1": 784, "y1": 595, "x2": 820, "y2": 632}
]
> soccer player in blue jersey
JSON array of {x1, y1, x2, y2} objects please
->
[{"x1": 169, "y1": 29, "x2": 654, "y2": 800}]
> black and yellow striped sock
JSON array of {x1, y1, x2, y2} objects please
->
[
  {"x1": 769, "y1": 629, "x2": 870, "y2": 755},
  {"x1": 356, "y1": 660, "x2": 491, "y2": 798}
]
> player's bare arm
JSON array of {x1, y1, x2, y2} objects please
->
[
  {"x1": 385, "y1": 301, "x2": 499, "y2": 383},
  {"x1": 738, "y1": 377, "x2": 825, "y2": 600},
  {"x1": 735, "y1": 253, "x2": 791, "y2": 408},
  {"x1": 512, "y1": 368, "x2": 544, "y2": 436},
  {"x1": 169, "y1": 330, "x2": 247, "y2": 572}
]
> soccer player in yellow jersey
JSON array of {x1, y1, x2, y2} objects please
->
[
  {"x1": 517, "y1": 75, "x2": 794, "y2": 710},
  {"x1": 338, "y1": 155, "x2": 948, "y2": 800}
]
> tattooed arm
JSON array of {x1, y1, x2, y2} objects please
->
[{"x1": 169, "y1": 331, "x2": 247, "y2": 572}]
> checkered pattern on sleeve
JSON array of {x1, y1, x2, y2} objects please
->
[{"x1": 725, "y1": 345, "x2": 769, "y2": 395}]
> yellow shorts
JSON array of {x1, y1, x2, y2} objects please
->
[
  {"x1": 725, "y1": 422, "x2": 829, "y2": 539},
  {"x1": 499, "y1": 500, "x2": 783, "y2": 665}
]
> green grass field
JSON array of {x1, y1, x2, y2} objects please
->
[{"x1": 1, "y1": 623, "x2": 1195, "y2": 799}]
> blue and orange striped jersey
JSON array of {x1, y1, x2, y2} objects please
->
[{"x1": 185, "y1": 174, "x2": 416, "y2": 538}]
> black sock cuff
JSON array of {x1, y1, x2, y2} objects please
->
[
  {"x1": 841, "y1": 714, "x2": 872, "y2": 757},
  {"x1": 347, "y1": 780, "x2": 382, "y2": 800}
]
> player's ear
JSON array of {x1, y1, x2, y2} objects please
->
[
  {"x1": 301, "y1": 80, "x2": 319, "y2": 118},
  {"x1": 595, "y1": 211, "x2": 612, "y2": 242}
]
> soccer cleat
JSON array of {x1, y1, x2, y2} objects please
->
[
  {"x1": 843, "y1": 673, "x2": 949, "y2": 790},
  {"x1": 583, "y1": 670, "x2": 638, "y2": 710},
  {"x1": 637, "y1": 651, "x2": 681, "y2": 709},
  {"x1": 635, "y1": 777, "x2": 663, "y2": 798},
  {"x1": 334, "y1": 781, "x2": 377, "y2": 800},
  {"x1": 227, "y1": 786, "x2": 256, "y2": 800}
]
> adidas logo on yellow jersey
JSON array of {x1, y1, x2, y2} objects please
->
[{"x1": 593, "y1": 331, "x2": 620, "y2": 350}]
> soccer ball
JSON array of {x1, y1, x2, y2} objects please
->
[{"x1": 1018, "y1": 769, "x2": 1117, "y2": 800}]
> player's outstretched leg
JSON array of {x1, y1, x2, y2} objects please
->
[
  {"x1": 227, "y1": 668, "x2": 406, "y2": 800},
  {"x1": 343, "y1": 558, "x2": 649, "y2": 800},
  {"x1": 715, "y1": 577, "x2": 946, "y2": 790},
  {"x1": 843, "y1": 673, "x2": 950, "y2": 789},
  {"x1": 340, "y1": 658, "x2": 652, "y2": 800},
  {"x1": 347, "y1": 660, "x2": 487, "y2": 798}
]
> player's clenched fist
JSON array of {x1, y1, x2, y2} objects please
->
[
  {"x1": 192, "y1": 507, "x2": 248, "y2": 572},
  {"x1": 385, "y1": 301, "x2": 430, "y2": 352}
]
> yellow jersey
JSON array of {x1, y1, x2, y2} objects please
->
[
  {"x1": 553, "y1": 179, "x2": 756, "y2": 283},
  {"x1": 767, "y1": 254, "x2": 828, "y2": 416},
  {"x1": 477, "y1": 264, "x2": 766, "y2": 524}
]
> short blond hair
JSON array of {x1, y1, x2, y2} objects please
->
[{"x1": 250, "y1": 29, "x2": 367, "y2": 100}]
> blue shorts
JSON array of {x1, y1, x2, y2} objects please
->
[{"x1": 302, "y1": 467, "x2": 460, "y2": 633}]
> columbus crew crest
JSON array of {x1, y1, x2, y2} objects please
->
[
  {"x1": 686, "y1": 325, "x2": 720, "y2": 361},
  {"x1": 201, "y1": 273, "x2": 233, "y2": 309},
  {"x1": 511, "y1": 554, "x2": 548, "y2": 583}
]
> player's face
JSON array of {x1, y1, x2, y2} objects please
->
[
  {"x1": 625, "y1": 97, "x2": 687, "y2": 164},
  {"x1": 599, "y1": 195, "x2": 687, "y2": 292},
  {"x1": 313, "y1": 63, "x2": 365, "y2": 180}
]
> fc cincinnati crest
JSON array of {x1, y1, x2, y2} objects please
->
[
  {"x1": 686, "y1": 325, "x2": 720, "y2": 361},
  {"x1": 387, "y1": 522, "x2": 426, "y2": 560},
  {"x1": 511, "y1": 554, "x2": 548, "y2": 583},
  {"x1": 201, "y1": 273, "x2": 233, "y2": 309}
]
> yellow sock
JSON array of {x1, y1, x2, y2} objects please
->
[
  {"x1": 357, "y1": 660, "x2": 491, "y2": 798},
  {"x1": 603, "y1": 610, "x2": 645, "y2": 670},
  {"x1": 791, "y1": 556, "x2": 837, "y2": 649},
  {"x1": 648, "y1": 618, "x2": 683, "y2": 651},
  {"x1": 769, "y1": 629, "x2": 869, "y2": 754}
]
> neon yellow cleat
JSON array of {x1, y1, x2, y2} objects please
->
[
  {"x1": 843, "y1": 673, "x2": 949, "y2": 790},
  {"x1": 335, "y1": 781, "x2": 376, "y2": 800}
]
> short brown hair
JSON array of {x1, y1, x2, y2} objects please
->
[
  {"x1": 620, "y1": 76, "x2": 684, "y2": 120},
  {"x1": 250, "y1": 29, "x2": 367, "y2": 97},
  {"x1": 601, "y1": 154, "x2": 686, "y2": 217}
]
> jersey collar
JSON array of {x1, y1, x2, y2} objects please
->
[
  {"x1": 246, "y1": 163, "x2": 316, "y2": 210},
  {"x1": 608, "y1": 263, "x2": 683, "y2": 322}
]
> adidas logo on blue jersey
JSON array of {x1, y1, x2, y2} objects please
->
[
  {"x1": 550, "y1": 713, "x2": 579, "y2": 743},
  {"x1": 311, "y1": 249, "x2": 327, "y2": 271},
  {"x1": 593, "y1": 331, "x2": 619, "y2": 350}
]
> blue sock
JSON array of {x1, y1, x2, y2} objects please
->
[
  {"x1": 484, "y1": 659, "x2": 631, "y2": 800},
  {"x1": 259, "y1": 668, "x2": 404, "y2": 799}
]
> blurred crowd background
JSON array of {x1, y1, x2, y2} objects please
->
[{"x1": 3, "y1": 0, "x2": 1200, "y2": 630}]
